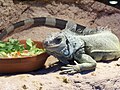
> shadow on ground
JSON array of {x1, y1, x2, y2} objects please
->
[{"x1": 0, "y1": 61, "x2": 96, "y2": 76}]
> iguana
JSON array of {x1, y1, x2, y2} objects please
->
[
  {"x1": 0, "y1": 17, "x2": 120, "y2": 74},
  {"x1": 43, "y1": 22, "x2": 120, "y2": 74}
]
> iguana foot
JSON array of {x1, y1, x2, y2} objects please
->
[{"x1": 60, "y1": 61, "x2": 80, "y2": 74}]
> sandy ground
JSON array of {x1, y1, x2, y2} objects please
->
[{"x1": 0, "y1": 0, "x2": 120, "y2": 90}]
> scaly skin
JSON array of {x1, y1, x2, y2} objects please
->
[
  {"x1": 0, "y1": 17, "x2": 85, "y2": 40},
  {"x1": 43, "y1": 25, "x2": 120, "y2": 74}
]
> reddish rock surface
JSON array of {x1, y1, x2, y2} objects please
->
[{"x1": 0, "y1": 0, "x2": 120, "y2": 90}]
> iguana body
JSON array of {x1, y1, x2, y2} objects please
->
[{"x1": 43, "y1": 23, "x2": 120, "y2": 74}]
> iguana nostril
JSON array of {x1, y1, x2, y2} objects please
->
[{"x1": 43, "y1": 41, "x2": 49, "y2": 46}]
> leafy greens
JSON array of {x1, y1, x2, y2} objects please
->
[{"x1": 0, "y1": 38, "x2": 46, "y2": 58}]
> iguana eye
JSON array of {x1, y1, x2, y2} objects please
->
[{"x1": 53, "y1": 37, "x2": 62, "y2": 44}]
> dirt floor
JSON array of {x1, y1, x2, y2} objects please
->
[{"x1": 0, "y1": 0, "x2": 120, "y2": 90}]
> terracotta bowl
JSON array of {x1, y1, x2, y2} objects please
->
[{"x1": 0, "y1": 40, "x2": 49, "y2": 73}]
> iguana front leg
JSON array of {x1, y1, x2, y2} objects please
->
[{"x1": 60, "y1": 54, "x2": 97, "y2": 74}]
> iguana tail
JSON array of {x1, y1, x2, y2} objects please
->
[{"x1": 0, "y1": 17, "x2": 86, "y2": 40}]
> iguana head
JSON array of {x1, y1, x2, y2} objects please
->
[
  {"x1": 43, "y1": 32, "x2": 74, "y2": 59},
  {"x1": 43, "y1": 30, "x2": 85, "y2": 61}
]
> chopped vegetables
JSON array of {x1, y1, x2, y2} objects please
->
[{"x1": 0, "y1": 38, "x2": 46, "y2": 58}]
